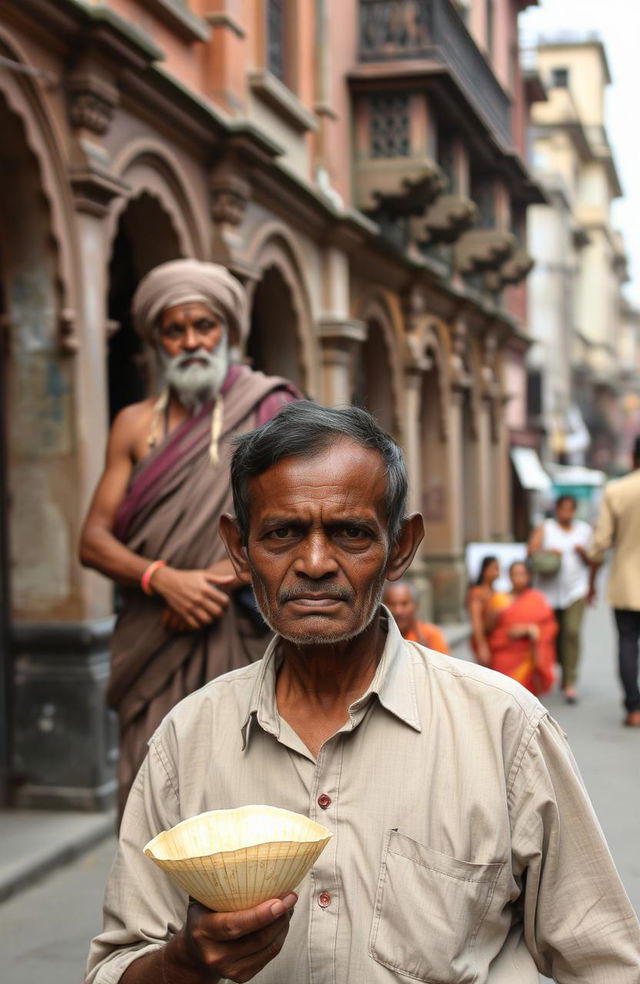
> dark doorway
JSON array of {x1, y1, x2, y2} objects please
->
[
  {"x1": 107, "y1": 193, "x2": 183, "y2": 420},
  {"x1": 248, "y1": 266, "x2": 305, "y2": 390},
  {"x1": 353, "y1": 318, "x2": 395, "y2": 436}
]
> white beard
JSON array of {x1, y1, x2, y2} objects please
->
[{"x1": 158, "y1": 333, "x2": 230, "y2": 411}]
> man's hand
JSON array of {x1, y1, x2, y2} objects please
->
[
  {"x1": 153, "y1": 566, "x2": 236, "y2": 630},
  {"x1": 166, "y1": 893, "x2": 298, "y2": 983},
  {"x1": 586, "y1": 584, "x2": 597, "y2": 607}
]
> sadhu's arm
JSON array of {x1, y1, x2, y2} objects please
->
[
  {"x1": 79, "y1": 404, "x2": 150, "y2": 587},
  {"x1": 79, "y1": 406, "x2": 235, "y2": 629}
]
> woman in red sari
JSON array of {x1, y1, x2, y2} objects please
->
[{"x1": 485, "y1": 561, "x2": 557, "y2": 695}]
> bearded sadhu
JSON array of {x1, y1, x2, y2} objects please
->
[{"x1": 80, "y1": 259, "x2": 300, "y2": 818}]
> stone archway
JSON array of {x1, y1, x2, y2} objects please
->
[
  {"x1": 354, "y1": 292, "x2": 404, "y2": 440},
  {"x1": 0, "y1": 89, "x2": 73, "y2": 624},
  {"x1": 248, "y1": 265, "x2": 307, "y2": 391},
  {"x1": 245, "y1": 226, "x2": 317, "y2": 397},
  {"x1": 107, "y1": 193, "x2": 184, "y2": 419},
  {"x1": 354, "y1": 318, "x2": 395, "y2": 435}
]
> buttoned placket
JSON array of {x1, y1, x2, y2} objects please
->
[
  {"x1": 266, "y1": 697, "x2": 375, "y2": 984},
  {"x1": 306, "y1": 735, "x2": 342, "y2": 984}
]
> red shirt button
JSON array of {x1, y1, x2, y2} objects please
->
[
  {"x1": 317, "y1": 793, "x2": 331, "y2": 809},
  {"x1": 318, "y1": 891, "x2": 331, "y2": 908}
]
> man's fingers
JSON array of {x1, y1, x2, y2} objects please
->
[{"x1": 216, "y1": 893, "x2": 298, "y2": 942}]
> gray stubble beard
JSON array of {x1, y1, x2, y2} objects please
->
[{"x1": 248, "y1": 564, "x2": 388, "y2": 647}]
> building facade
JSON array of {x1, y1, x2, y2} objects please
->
[
  {"x1": 0, "y1": 0, "x2": 541, "y2": 809},
  {"x1": 527, "y1": 35, "x2": 632, "y2": 474}
]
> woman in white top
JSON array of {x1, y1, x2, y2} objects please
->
[{"x1": 528, "y1": 495, "x2": 592, "y2": 703}]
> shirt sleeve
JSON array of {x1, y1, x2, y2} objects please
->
[
  {"x1": 589, "y1": 489, "x2": 615, "y2": 564},
  {"x1": 85, "y1": 737, "x2": 185, "y2": 984},
  {"x1": 509, "y1": 714, "x2": 640, "y2": 982}
]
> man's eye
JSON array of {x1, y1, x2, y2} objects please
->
[
  {"x1": 271, "y1": 527, "x2": 293, "y2": 539},
  {"x1": 161, "y1": 326, "x2": 183, "y2": 340},
  {"x1": 342, "y1": 526, "x2": 366, "y2": 539}
]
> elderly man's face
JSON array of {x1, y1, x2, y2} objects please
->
[
  {"x1": 157, "y1": 302, "x2": 229, "y2": 407},
  {"x1": 241, "y1": 439, "x2": 396, "y2": 645}
]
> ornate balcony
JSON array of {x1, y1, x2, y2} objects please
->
[
  {"x1": 357, "y1": 0, "x2": 511, "y2": 147},
  {"x1": 500, "y1": 246, "x2": 534, "y2": 285},
  {"x1": 355, "y1": 156, "x2": 445, "y2": 215},
  {"x1": 412, "y1": 192, "x2": 477, "y2": 245},
  {"x1": 454, "y1": 228, "x2": 516, "y2": 275}
]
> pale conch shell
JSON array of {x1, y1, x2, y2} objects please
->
[{"x1": 143, "y1": 805, "x2": 332, "y2": 912}]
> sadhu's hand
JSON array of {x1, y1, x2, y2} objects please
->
[
  {"x1": 152, "y1": 566, "x2": 235, "y2": 630},
  {"x1": 164, "y1": 893, "x2": 297, "y2": 983}
]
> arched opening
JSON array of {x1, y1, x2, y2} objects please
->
[
  {"x1": 353, "y1": 318, "x2": 395, "y2": 435},
  {"x1": 107, "y1": 193, "x2": 184, "y2": 419},
  {"x1": 248, "y1": 265, "x2": 305, "y2": 390},
  {"x1": 0, "y1": 88, "x2": 65, "y2": 800}
]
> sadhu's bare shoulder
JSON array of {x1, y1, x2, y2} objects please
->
[{"x1": 109, "y1": 397, "x2": 158, "y2": 464}]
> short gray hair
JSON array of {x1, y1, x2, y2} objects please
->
[{"x1": 230, "y1": 401, "x2": 408, "y2": 545}]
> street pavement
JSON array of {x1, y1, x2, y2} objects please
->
[{"x1": 1, "y1": 592, "x2": 638, "y2": 983}]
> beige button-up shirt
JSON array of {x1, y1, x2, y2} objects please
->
[
  {"x1": 86, "y1": 614, "x2": 640, "y2": 984},
  {"x1": 590, "y1": 469, "x2": 640, "y2": 610}
]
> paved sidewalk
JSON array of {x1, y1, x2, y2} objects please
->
[{"x1": 0, "y1": 809, "x2": 115, "y2": 904}]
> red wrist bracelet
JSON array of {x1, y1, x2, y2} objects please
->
[{"x1": 141, "y1": 559, "x2": 166, "y2": 596}]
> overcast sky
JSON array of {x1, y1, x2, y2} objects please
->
[{"x1": 520, "y1": 0, "x2": 640, "y2": 307}]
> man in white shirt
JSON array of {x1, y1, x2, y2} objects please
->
[{"x1": 528, "y1": 495, "x2": 592, "y2": 703}]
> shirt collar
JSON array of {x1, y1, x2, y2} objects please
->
[{"x1": 240, "y1": 607, "x2": 422, "y2": 750}]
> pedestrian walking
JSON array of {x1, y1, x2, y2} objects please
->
[
  {"x1": 589, "y1": 437, "x2": 640, "y2": 727},
  {"x1": 528, "y1": 495, "x2": 592, "y2": 703},
  {"x1": 79, "y1": 259, "x2": 300, "y2": 819},
  {"x1": 86, "y1": 403, "x2": 640, "y2": 984}
]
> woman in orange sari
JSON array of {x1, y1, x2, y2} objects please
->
[{"x1": 485, "y1": 561, "x2": 557, "y2": 695}]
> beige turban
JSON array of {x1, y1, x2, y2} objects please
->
[{"x1": 131, "y1": 259, "x2": 247, "y2": 347}]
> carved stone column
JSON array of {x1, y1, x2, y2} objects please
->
[{"x1": 317, "y1": 318, "x2": 367, "y2": 407}]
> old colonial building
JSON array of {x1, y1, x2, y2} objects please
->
[
  {"x1": 527, "y1": 35, "x2": 632, "y2": 474},
  {"x1": 0, "y1": 0, "x2": 541, "y2": 809}
]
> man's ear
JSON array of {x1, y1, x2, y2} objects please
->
[
  {"x1": 219, "y1": 514, "x2": 250, "y2": 580},
  {"x1": 385, "y1": 513, "x2": 425, "y2": 582}
]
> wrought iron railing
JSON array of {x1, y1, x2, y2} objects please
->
[{"x1": 358, "y1": 0, "x2": 512, "y2": 146}]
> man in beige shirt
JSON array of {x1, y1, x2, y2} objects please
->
[
  {"x1": 87, "y1": 403, "x2": 640, "y2": 984},
  {"x1": 589, "y1": 437, "x2": 640, "y2": 727}
]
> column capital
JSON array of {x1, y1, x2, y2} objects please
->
[{"x1": 317, "y1": 317, "x2": 367, "y2": 345}]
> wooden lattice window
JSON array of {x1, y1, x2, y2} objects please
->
[{"x1": 369, "y1": 95, "x2": 410, "y2": 158}]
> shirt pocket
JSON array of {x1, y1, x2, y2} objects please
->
[{"x1": 369, "y1": 829, "x2": 504, "y2": 984}]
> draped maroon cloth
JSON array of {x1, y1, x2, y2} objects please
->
[
  {"x1": 486, "y1": 589, "x2": 557, "y2": 696},
  {"x1": 107, "y1": 365, "x2": 300, "y2": 817}
]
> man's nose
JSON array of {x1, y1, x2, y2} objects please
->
[
  {"x1": 293, "y1": 534, "x2": 338, "y2": 579},
  {"x1": 182, "y1": 325, "x2": 200, "y2": 349}
]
